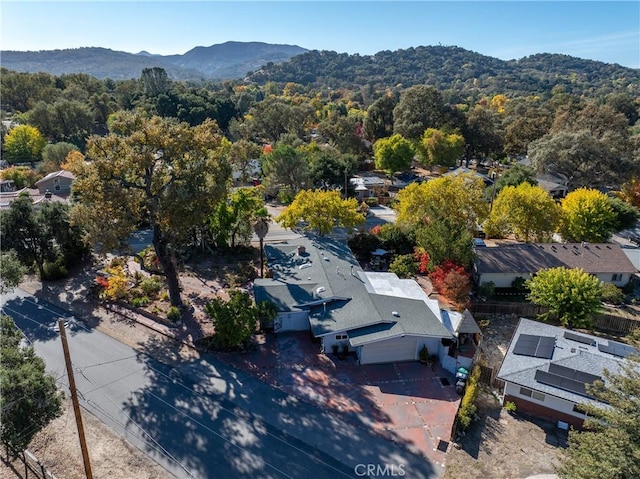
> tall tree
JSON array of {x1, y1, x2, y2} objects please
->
[
  {"x1": 557, "y1": 334, "x2": 640, "y2": 479},
  {"x1": 393, "y1": 85, "x2": 450, "y2": 140},
  {"x1": 416, "y1": 128, "x2": 465, "y2": 169},
  {"x1": 363, "y1": 93, "x2": 398, "y2": 142},
  {"x1": 72, "y1": 111, "x2": 231, "y2": 306},
  {"x1": 0, "y1": 250, "x2": 26, "y2": 294},
  {"x1": 395, "y1": 173, "x2": 488, "y2": 232},
  {"x1": 526, "y1": 267, "x2": 602, "y2": 327},
  {"x1": 0, "y1": 315, "x2": 63, "y2": 458},
  {"x1": 277, "y1": 189, "x2": 365, "y2": 236},
  {"x1": 40, "y1": 141, "x2": 79, "y2": 174},
  {"x1": 464, "y1": 105, "x2": 504, "y2": 161},
  {"x1": 210, "y1": 186, "x2": 266, "y2": 249},
  {"x1": 560, "y1": 188, "x2": 616, "y2": 242},
  {"x1": 140, "y1": 67, "x2": 171, "y2": 96},
  {"x1": 261, "y1": 144, "x2": 310, "y2": 196},
  {"x1": 373, "y1": 134, "x2": 414, "y2": 175},
  {"x1": 3, "y1": 125, "x2": 46, "y2": 164},
  {"x1": 484, "y1": 183, "x2": 560, "y2": 242}
]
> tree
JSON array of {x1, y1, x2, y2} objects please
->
[
  {"x1": 253, "y1": 215, "x2": 270, "y2": 279},
  {"x1": 3, "y1": 125, "x2": 46, "y2": 163},
  {"x1": 0, "y1": 315, "x2": 63, "y2": 458},
  {"x1": 415, "y1": 218, "x2": 475, "y2": 267},
  {"x1": 308, "y1": 149, "x2": 358, "y2": 190},
  {"x1": 277, "y1": 189, "x2": 365, "y2": 236},
  {"x1": 395, "y1": 173, "x2": 488, "y2": 232},
  {"x1": 363, "y1": 93, "x2": 398, "y2": 142},
  {"x1": 416, "y1": 128, "x2": 465, "y2": 169},
  {"x1": 140, "y1": 67, "x2": 171, "y2": 96},
  {"x1": 72, "y1": 111, "x2": 231, "y2": 306},
  {"x1": 210, "y1": 186, "x2": 266, "y2": 249},
  {"x1": 492, "y1": 164, "x2": 538, "y2": 194},
  {"x1": 1, "y1": 197, "x2": 88, "y2": 279},
  {"x1": 607, "y1": 196, "x2": 639, "y2": 232},
  {"x1": 484, "y1": 183, "x2": 561, "y2": 242},
  {"x1": 393, "y1": 85, "x2": 450, "y2": 140},
  {"x1": 0, "y1": 250, "x2": 26, "y2": 294},
  {"x1": 525, "y1": 267, "x2": 602, "y2": 327},
  {"x1": 373, "y1": 134, "x2": 414, "y2": 175},
  {"x1": 204, "y1": 291, "x2": 257, "y2": 350},
  {"x1": 40, "y1": 141, "x2": 79, "y2": 174},
  {"x1": 557, "y1": 334, "x2": 640, "y2": 479},
  {"x1": 560, "y1": 188, "x2": 616, "y2": 242},
  {"x1": 0, "y1": 166, "x2": 42, "y2": 189},
  {"x1": 464, "y1": 105, "x2": 503, "y2": 161},
  {"x1": 261, "y1": 144, "x2": 310, "y2": 197}
]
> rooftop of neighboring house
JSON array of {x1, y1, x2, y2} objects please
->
[
  {"x1": 498, "y1": 318, "x2": 635, "y2": 406},
  {"x1": 475, "y1": 242, "x2": 637, "y2": 275},
  {"x1": 35, "y1": 170, "x2": 76, "y2": 185},
  {"x1": 0, "y1": 188, "x2": 70, "y2": 209},
  {"x1": 254, "y1": 235, "x2": 453, "y2": 341}
]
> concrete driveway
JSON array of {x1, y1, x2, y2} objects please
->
[{"x1": 219, "y1": 331, "x2": 461, "y2": 470}]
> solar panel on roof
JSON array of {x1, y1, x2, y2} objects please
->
[
  {"x1": 548, "y1": 364, "x2": 602, "y2": 384},
  {"x1": 564, "y1": 331, "x2": 596, "y2": 347},
  {"x1": 535, "y1": 370, "x2": 595, "y2": 399},
  {"x1": 598, "y1": 341, "x2": 637, "y2": 358},
  {"x1": 513, "y1": 334, "x2": 555, "y2": 359}
]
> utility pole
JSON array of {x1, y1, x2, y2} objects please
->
[{"x1": 59, "y1": 319, "x2": 93, "y2": 479}]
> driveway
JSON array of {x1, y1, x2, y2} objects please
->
[
  {"x1": 2, "y1": 290, "x2": 443, "y2": 479},
  {"x1": 219, "y1": 332, "x2": 461, "y2": 470}
]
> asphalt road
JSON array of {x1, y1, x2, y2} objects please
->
[{"x1": 2, "y1": 289, "x2": 440, "y2": 479}]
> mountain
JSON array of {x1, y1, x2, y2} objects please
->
[
  {"x1": 245, "y1": 46, "x2": 640, "y2": 97},
  {"x1": 0, "y1": 42, "x2": 308, "y2": 80}
]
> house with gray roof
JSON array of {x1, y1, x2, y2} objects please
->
[
  {"x1": 254, "y1": 236, "x2": 480, "y2": 369},
  {"x1": 474, "y1": 242, "x2": 637, "y2": 288},
  {"x1": 497, "y1": 318, "x2": 636, "y2": 428},
  {"x1": 35, "y1": 170, "x2": 75, "y2": 195}
]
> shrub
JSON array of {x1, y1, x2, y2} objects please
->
[
  {"x1": 388, "y1": 254, "x2": 417, "y2": 278},
  {"x1": 511, "y1": 276, "x2": 528, "y2": 293},
  {"x1": 257, "y1": 300, "x2": 278, "y2": 331},
  {"x1": 205, "y1": 291, "x2": 257, "y2": 350},
  {"x1": 601, "y1": 282, "x2": 624, "y2": 305},
  {"x1": 140, "y1": 276, "x2": 163, "y2": 297},
  {"x1": 167, "y1": 306, "x2": 181, "y2": 322},
  {"x1": 457, "y1": 365, "x2": 480, "y2": 430},
  {"x1": 109, "y1": 256, "x2": 126, "y2": 268},
  {"x1": 413, "y1": 247, "x2": 431, "y2": 274},
  {"x1": 41, "y1": 257, "x2": 68, "y2": 280},
  {"x1": 504, "y1": 401, "x2": 517, "y2": 413},
  {"x1": 478, "y1": 281, "x2": 496, "y2": 298},
  {"x1": 132, "y1": 296, "x2": 150, "y2": 308},
  {"x1": 440, "y1": 270, "x2": 471, "y2": 310}
]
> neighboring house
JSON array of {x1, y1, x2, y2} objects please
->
[
  {"x1": 35, "y1": 170, "x2": 75, "y2": 195},
  {"x1": 232, "y1": 158, "x2": 262, "y2": 186},
  {"x1": 497, "y1": 317, "x2": 635, "y2": 428},
  {"x1": 535, "y1": 173, "x2": 568, "y2": 199},
  {"x1": 0, "y1": 188, "x2": 69, "y2": 209},
  {"x1": 350, "y1": 175, "x2": 388, "y2": 202},
  {"x1": 443, "y1": 166, "x2": 493, "y2": 187},
  {"x1": 254, "y1": 236, "x2": 480, "y2": 371},
  {"x1": 474, "y1": 242, "x2": 637, "y2": 288}
]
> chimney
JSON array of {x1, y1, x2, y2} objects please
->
[{"x1": 297, "y1": 245, "x2": 306, "y2": 255}]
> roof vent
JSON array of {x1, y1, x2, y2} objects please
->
[
  {"x1": 316, "y1": 286, "x2": 325, "y2": 294},
  {"x1": 392, "y1": 311, "x2": 400, "y2": 317}
]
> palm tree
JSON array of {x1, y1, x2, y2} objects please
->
[{"x1": 253, "y1": 216, "x2": 270, "y2": 278}]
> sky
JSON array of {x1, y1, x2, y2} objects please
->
[{"x1": 2, "y1": 1, "x2": 639, "y2": 68}]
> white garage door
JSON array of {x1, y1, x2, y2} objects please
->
[
  {"x1": 360, "y1": 337, "x2": 418, "y2": 364},
  {"x1": 274, "y1": 312, "x2": 309, "y2": 332}
]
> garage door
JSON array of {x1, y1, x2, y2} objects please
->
[{"x1": 360, "y1": 337, "x2": 418, "y2": 364}]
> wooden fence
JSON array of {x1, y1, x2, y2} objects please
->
[
  {"x1": 470, "y1": 301, "x2": 640, "y2": 336},
  {"x1": 477, "y1": 364, "x2": 504, "y2": 390},
  {"x1": 4, "y1": 449, "x2": 57, "y2": 479}
]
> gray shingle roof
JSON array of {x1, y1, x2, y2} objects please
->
[
  {"x1": 254, "y1": 235, "x2": 454, "y2": 343},
  {"x1": 475, "y1": 243, "x2": 636, "y2": 275},
  {"x1": 497, "y1": 318, "x2": 633, "y2": 405}
]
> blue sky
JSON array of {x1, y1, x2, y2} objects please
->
[{"x1": 2, "y1": 1, "x2": 639, "y2": 68}]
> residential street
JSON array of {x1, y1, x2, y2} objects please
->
[{"x1": 2, "y1": 289, "x2": 440, "y2": 479}]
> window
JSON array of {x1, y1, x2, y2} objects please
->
[
  {"x1": 54, "y1": 178, "x2": 60, "y2": 183},
  {"x1": 54, "y1": 185, "x2": 61, "y2": 191},
  {"x1": 611, "y1": 273, "x2": 622, "y2": 282},
  {"x1": 519, "y1": 387, "x2": 545, "y2": 401},
  {"x1": 531, "y1": 391, "x2": 545, "y2": 401},
  {"x1": 519, "y1": 387, "x2": 532, "y2": 397},
  {"x1": 335, "y1": 334, "x2": 348, "y2": 340}
]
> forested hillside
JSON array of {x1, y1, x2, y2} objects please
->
[{"x1": 246, "y1": 46, "x2": 640, "y2": 98}]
